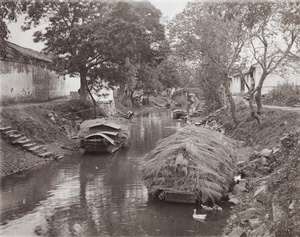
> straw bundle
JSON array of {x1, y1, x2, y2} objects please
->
[{"x1": 142, "y1": 126, "x2": 238, "y2": 204}]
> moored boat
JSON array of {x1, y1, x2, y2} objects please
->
[
  {"x1": 78, "y1": 118, "x2": 130, "y2": 153},
  {"x1": 172, "y1": 109, "x2": 187, "y2": 119}
]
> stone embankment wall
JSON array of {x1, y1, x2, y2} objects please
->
[{"x1": 0, "y1": 60, "x2": 66, "y2": 102}]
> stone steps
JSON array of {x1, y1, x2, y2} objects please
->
[
  {"x1": 22, "y1": 143, "x2": 36, "y2": 149},
  {"x1": 28, "y1": 145, "x2": 45, "y2": 153},
  {"x1": 34, "y1": 146, "x2": 47, "y2": 153},
  {"x1": 36, "y1": 148, "x2": 47, "y2": 155},
  {"x1": 0, "y1": 126, "x2": 12, "y2": 131},
  {"x1": 0, "y1": 125, "x2": 63, "y2": 161},
  {"x1": 12, "y1": 136, "x2": 27, "y2": 144},
  {"x1": 4, "y1": 130, "x2": 18, "y2": 135},
  {"x1": 9, "y1": 133, "x2": 23, "y2": 139},
  {"x1": 16, "y1": 139, "x2": 31, "y2": 145},
  {"x1": 38, "y1": 151, "x2": 54, "y2": 158}
]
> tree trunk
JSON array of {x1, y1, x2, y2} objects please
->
[
  {"x1": 255, "y1": 87, "x2": 262, "y2": 115},
  {"x1": 223, "y1": 75, "x2": 239, "y2": 125},
  {"x1": 119, "y1": 83, "x2": 125, "y2": 98},
  {"x1": 249, "y1": 89, "x2": 262, "y2": 125},
  {"x1": 87, "y1": 86, "x2": 97, "y2": 119},
  {"x1": 143, "y1": 94, "x2": 150, "y2": 105},
  {"x1": 128, "y1": 90, "x2": 135, "y2": 107},
  {"x1": 79, "y1": 70, "x2": 88, "y2": 105},
  {"x1": 249, "y1": 72, "x2": 267, "y2": 125}
]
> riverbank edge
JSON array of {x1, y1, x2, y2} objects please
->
[
  {"x1": 0, "y1": 96, "x2": 175, "y2": 177},
  {"x1": 218, "y1": 104, "x2": 300, "y2": 237}
]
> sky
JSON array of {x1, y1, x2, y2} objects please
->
[
  {"x1": 7, "y1": 0, "x2": 189, "y2": 52},
  {"x1": 150, "y1": 0, "x2": 189, "y2": 19}
]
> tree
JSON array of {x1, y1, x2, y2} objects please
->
[
  {"x1": 23, "y1": 1, "x2": 166, "y2": 106},
  {"x1": 0, "y1": 1, "x2": 26, "y2": 56},
  {"x1": 22, "y1": 1, "x2": 115, "y2": 104},
  {"x1": 157, "y1": 57, "x2": 181, "y2": 95},
  {"x1": 168, "y1": 2, "x2": 250, "y2": 125},
  {"x1": 137, "y1": 63, "x2": 161, "y2": 105},
  {"x1": 97, "y1": 1, "x2": 166, "y2": 104},
  {"x1": 195, "y1": 60, "x2": 223, "y2": 109},
  {"x1": 243, "y1": 2, "x2": 300, "y2": 124}
]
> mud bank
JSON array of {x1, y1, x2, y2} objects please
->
[
  {"x1": 0, "y1": 100, "x2": 90, "y2": 177},
  {"x1": 218, "y1": 105, "x2": 300, "y2": 237},
  {"x1": 0, "y1": 96, "x2": 175, "y2": 177}
]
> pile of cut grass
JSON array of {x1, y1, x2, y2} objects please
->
[{"x1": 142, "y1": 126, "x2": 238, "y2": 204}]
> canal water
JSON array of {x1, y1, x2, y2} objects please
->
[{"x1": 0, "y1": 110, "x2": 230, "y2": 236}]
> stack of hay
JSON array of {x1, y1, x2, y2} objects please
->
[{"x1": 142, "y1": 126, "x2": 238, "y2": 204}]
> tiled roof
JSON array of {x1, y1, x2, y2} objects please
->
[{"x1": 4, "y1": 41, "x2": 51, "y2": 62}]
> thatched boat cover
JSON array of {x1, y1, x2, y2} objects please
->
[{"x1": 142, "y1": 126, "x2": 238, "y2": 204}]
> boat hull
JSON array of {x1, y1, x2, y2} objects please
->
[{"x1": 80, "y1": 139, "x2": 123, "y2": 153}]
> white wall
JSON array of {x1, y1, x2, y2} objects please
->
[
  {"x1": 0, "y1": 61, "x2": 34, "y2": 98},
  {"x1": 0, "y1": 60, "x2": 66, "y2": 101},
  {"x1": 230, "y1": 61, "x2": 300, "y2": 95},
  {"x1": 65, "y1": 74, "x2": 80, "y2": 95},
  {"x1": 254, "y1": 62, "x2": 300, "y2": 94},
  {"x1": 65, "y1": 74, "x2": 114, "y2": 102},
  {"x1": 229, "y1": 75, "x2": 241, "y2": 94}
]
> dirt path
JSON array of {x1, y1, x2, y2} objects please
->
[
  {"x1": 263, "y1": 104, "x2": 300, "y2": 112},
  {"x1": 233, "y1": 95, "x2": 300, "y2": 113},
  {"x1": 0, "y1": 97, "x2": 71, "y2": 110}
]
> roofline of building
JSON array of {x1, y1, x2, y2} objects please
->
[{"x1": 4, "y1": 41, "x2": 52, "y2": 63}]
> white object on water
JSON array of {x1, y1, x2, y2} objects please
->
[
  {"x1": 234, "y1": 174, "x2": 241, "y2": 183},
  {"x1": 193, "y1": 209, "x2": 207, "y2": 221}
]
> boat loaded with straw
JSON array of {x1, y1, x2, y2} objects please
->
[{"x1": 141, "y1": 126, "x2": 238, "y2": 204}]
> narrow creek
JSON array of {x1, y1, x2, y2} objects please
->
[{"x1": 0, "y1": 110, "x2": 231, "y2": 236}]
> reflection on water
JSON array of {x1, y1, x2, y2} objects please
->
[{"x1": 0, "y1": 110, "x2": 230, "y2": 236}]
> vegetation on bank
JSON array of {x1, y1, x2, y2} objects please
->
[
  {"x1": 0, "y1": 99, "x2": 105, "y2": 177},
  {"x1": 263, "y1": 82, "x2": 300, "y2": 107},
  {"x1": 219, "y1": 102, "x2": 300, "y2": 148},
  {"x1": 218, "y1": 103, "x2": 300, "y2": 236},
  {"x1": 1, "y1": 99, "x2": 104, "y2": 143}
]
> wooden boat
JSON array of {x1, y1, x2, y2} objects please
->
[
  {"x1": 172, "y1": 109, "x2": 187, "y2": 119},
  {"x1": 78, "y1": 118, "x2": 130, "y2": 153}
]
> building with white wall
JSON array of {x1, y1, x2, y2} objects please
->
[
  {"x1": 0, "y1": 41, "x2": 66, "y2": 102},
  {"x1": 229, "y1": 60, "x2": 300, "y2": 95}
]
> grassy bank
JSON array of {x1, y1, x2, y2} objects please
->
[
  {"x1": 219, "y1": 103, "x2": 300, "y2": 148},
  {"x1": 0, "y1": 99, "x2": 102, "y2": 176},
  {"x1": 219, "y1": 103, "x2": 300, "y2": 236}
]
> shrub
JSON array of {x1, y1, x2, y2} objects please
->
[
  {"x1": 264, "y1": 82, "x2": 300, "y2": 106},
  {"x1": 286, "y1": 95, "x2": 300, "y2": 106}
]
